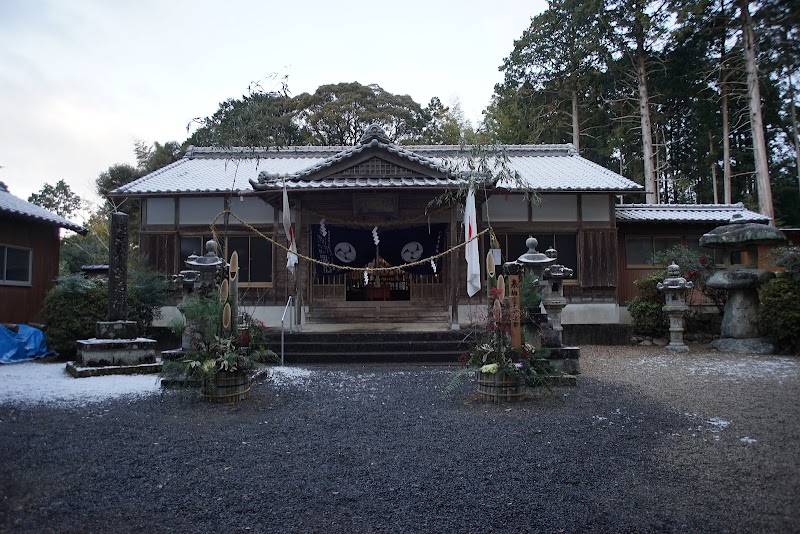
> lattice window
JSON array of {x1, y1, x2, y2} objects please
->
[{"x1": 334, "y1": 157, "x2": 424, "y2": 178}]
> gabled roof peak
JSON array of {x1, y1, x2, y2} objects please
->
[{"x1": 359, "y1": 124, "x2": 392, "y2": 145}]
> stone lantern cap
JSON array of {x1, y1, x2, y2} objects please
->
[
  {"x1": 657, "y1": 263, "x2": 694, "y2": 291},
  {"x1": 516, "y1": 237, "x2": 557, "y2": 267},
  {"x1": 543, "y1": 263, "x2": 574, "y2": 280},
  {"x1": 699, "y1": 216, "x2": 786, "y2": 250},
  {"x1": 185, "y1": 239, "x2": 226, "y2": 269}
]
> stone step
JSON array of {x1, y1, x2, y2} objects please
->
[
  {"x1": 274, "y1": 350, "x2": 465, "y2": 364},
  {"x1": 306, "y1": 307, "x2": 449, "y2": 323},
  {"x1": 271, "y1": 340, "x2": 468, "y2": 354},
  {"x1": 264, "y1": 331, "x2": 472, "y2": 343},
  {"x1": 263, "y1": 331, "x2": 475, "y2": 364}
]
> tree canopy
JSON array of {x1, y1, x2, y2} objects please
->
[
  {"x1": 187, "y1": 81, "x2": 472, "y2": 148},
  {"x1": 490, "y1": 0, "x2": 799, "y2": 225},
  {"x1": 27, "y1": 179, "x2": 82, "y2": 219},
  {"x1": 293, "y1": 82, "x2": 430, "y2": 145}
]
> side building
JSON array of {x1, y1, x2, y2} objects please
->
[{"x1": 0, "y1": 181, "x2": 86, "y2": 324}]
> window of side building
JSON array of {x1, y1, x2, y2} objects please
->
[{"x1": 1, "y1": 244, "x2": 32, "y2": 286}]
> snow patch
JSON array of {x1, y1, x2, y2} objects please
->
[
  {"x1": 686, "y1": 358, "x2": 799, "y2": 381},
  {"x1": 0, "y1": 362, "x2": 161, "y2": 407},
  {"x1": 707, "y1": 417, "x2": 731, "y2": 430},
  {"x1": 270, "y1": 366, "x2": 313, "y2": 385}
]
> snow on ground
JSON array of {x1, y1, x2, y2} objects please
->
[
  {"x1": 634, "y1": 354, "x2": 799, "y2": 382},
  {"x1": 684, "y1": 357, "x2": 799, "y2": 381},
  {"x1": 269, "y1": 366, "x2": 314, "y2": 386},
  {"x1": 0, "y1": 362, "x2": 162, "y2": 407},
  {"x1": 0, "y1": 363, "x2": 319, "y2": 406}
]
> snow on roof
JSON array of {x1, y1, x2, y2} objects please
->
[
  {"x1": 614, "y1": 203, "x2": 770, "y2": 224},
  {"x1": 111, "y1": 128, "x2": 642, "y2": 196},
  {"x1": 0, "y1": 181, "x2": 86, "y2": 233}
]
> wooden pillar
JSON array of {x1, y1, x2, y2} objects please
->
[
  {"x1": 507, "y1": 273, "x2": 521, "y2": 348},
  {"x1": 294, "y1": 197, "x2": 303, "y2": 329},
  {"x1": 449, "y1": 206, "x2": 459, "y2": 329}
]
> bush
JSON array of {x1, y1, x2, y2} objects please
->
[
  {"x1": 627, "y1": 272, "x2": 668, "y2": 337},
  {"x1": 127, "y1": 269, "x2": 169, "y2": 336},
  {"x1": 42, "y1": 275, "x2": 107, "y2": 358},
  {"x1": 759, "y1": 274, "x2": 800, "y2": 354},
  {"x1": 769, "y1": 245, "x2": 800, "y2": 282},
  {"x1": 41, "y1": 271, "x2": 169, "y2": 358},
  {"x1": 652, "y1": 245, "x2": 725, "y2": 311}
]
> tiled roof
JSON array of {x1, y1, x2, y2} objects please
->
[
  {"x1": 110, "y1": 148, "x2": 332, "y2": 195},
  {"x1": 614, "y1": 203, "x2": 770, "y2": 223},
  {"x1": 112, "y1": 126, "x2": 642, "y2": 196},
  {"x1": 0, "y1": 182, "x2": 86, "y2": 233}
]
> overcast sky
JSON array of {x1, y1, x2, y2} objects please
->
[{"x1": 0, "y1": 0, "x2": 546, "y2": 218}]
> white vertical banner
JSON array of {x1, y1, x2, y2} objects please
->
[
  {"x1": 282, "y1": 180, "x2": 298, "y2": 274},
  {"x1": 464, "y1": 188, "x2": 481, "y2": 297}
]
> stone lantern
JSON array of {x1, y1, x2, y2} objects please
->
[
  {"x1": 700, "y1": 216, "x2": 786, "y2": 354},
  {"x1": 657, "y1": 263, "x2": 693, "y2": 353},
  {"x1": 505, "y1": 238, "x2": 580, "y2": 375},
  {"x1": 185, "y1": 239, "x2": 227, "y2": 291},
  {"x1": 504, "y1": 237, "x2": 555, "y2": 339},
  {"x1": 541, "y1": 247, "x2": 574, "y2": 348},
  {"x1": 511, "y1": 236, "x2": 556, "y2": 282},
  {"x1": 167, "y1": 240, "x2": 227, "y2": 356}
]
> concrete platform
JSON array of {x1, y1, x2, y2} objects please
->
[
  {"x1": 66, "y1": 360, "x2": 162, "y2": 378},
  {"x1": 76, "y1": 337, "x2": 157, "y2": 366}
]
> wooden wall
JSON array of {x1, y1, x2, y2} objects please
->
[
  {"x1": 579, "y1": 229, "x2": 618, "y2": 288},
  {"x1": 617, "y1": 222, "x2": 718, "y2": 305},
  {"x1": 0, "y1": 217, "x2": 60, "y2": 324}
]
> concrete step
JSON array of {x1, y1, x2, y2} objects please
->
[
  {"x1": 263, "y1": 331, "x2": 476, "y2": 363},
  {"x1": 306, "y1": 307, "x2": 449, "y2": 323}
]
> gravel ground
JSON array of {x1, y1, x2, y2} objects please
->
[{"x1": 1, "y1": 345, "x2": 798, "y2": 533}]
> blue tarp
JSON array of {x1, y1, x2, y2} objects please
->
[{"x1": 0, "y1": 324, "x2": 48, "y2": 364}]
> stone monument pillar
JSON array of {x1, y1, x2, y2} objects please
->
[
  {"x1": 95, "y1": 212, "x2": 138, "y2": 339},
  {"x1": 657, "y1": 263, "x2": 693, "y2": 353},
  {"x1": 107, "y1": 212, "x2": 128, "y2": 321},
  {"x1": 71, "y1": 212, "x2": 157, "y2": 376}
]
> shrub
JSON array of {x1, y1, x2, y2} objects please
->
[
  {"x1": 627, "y1": 272, "x2": 668, "y2": 337},
  {"x1": 759, "y1": 273, "x2": 800, "y2": 354},
  {"x1": 769, "y1": 245, "x2": 800, "y2": 282},
  {"x1": 127, "y1": 269, "x2": 169, "y2": 336},
  {"x1": 42, "y1": 275, "x2": 107, "y2": 358},
  {"x1": 42, "y1": 271, "x2": 169, "y2": 358},
  {"x1": 652, "y1": 245, "x2": 725, "y2": 311}
]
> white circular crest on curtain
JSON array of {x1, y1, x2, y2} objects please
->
[
  {"x1": 334, "y1": 242, "x2": 357, "y2": 263},
  {"x1": 401, "y1": 241, "x2": 423, "y2": 262}
]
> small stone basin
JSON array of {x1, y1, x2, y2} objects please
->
[{"x1": 706, "y1": 269, "x2": 774, "y2": 290}]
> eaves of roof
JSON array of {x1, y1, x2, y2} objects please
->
[
  {"x1": 0, "y1": 189, "x2": 86, "y2": 233},
  {"x1": 614, "y1": 203, "x2": 770, "y2": 223}
]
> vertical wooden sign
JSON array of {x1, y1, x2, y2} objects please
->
[{"x1": 507, "y1": 274, "x2": 521, "y2": 349}]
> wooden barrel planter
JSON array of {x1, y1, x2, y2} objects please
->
[
  {"x1": 477, "y1": 371, "x2": 525, "y2": 403},
  {"x1": 202, "y1": 370, "x2": 251, "y2": 404}
]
